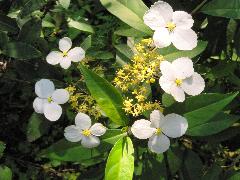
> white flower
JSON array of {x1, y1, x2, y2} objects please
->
[
  {"x1": 159, "y1": 57, "x2": 205, "y2": 102},
  {"x1": 143, "y1": 1, "x2": 197, "y2": 50},
  {"x1": 46, "y1": 37, "x2": 85, "y2": 69},
  {"x1": 33, "y1": 79, "x2": 69, "y2": 121},
  {"x1": 131, "y1": 110, "x2": 188, "y2": 153},
  {"x1": 64, "y1": 113, "x2": 107, "y2": 148}
]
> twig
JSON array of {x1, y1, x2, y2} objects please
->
[{"x1": 191, "y1": 0, "x2": 208, "y2": 15}]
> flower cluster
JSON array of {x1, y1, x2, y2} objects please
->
[
  {"x1": 114, "y1": 39, "x2": 164, "y2": 91},
  {"x1": 114, "y1": 39, "x2": 164, "y2": 116},
  {"x1": 32, "y1": 36, "x2": 107, "y2": 148},
  {"x1": 123, "y1": 96, "x2": 162, "y2": 117},
  {"x1": 66, "y1": 85, "x2": 102, "y2": 119},
  {"x1": 114, "y1": 0, "x2": 205, "y2": 153},
  {"x1": 31, "y1": 1, "x2": 206, "y2": 154}
]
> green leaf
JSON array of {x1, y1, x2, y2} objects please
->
[
  {"x1": 81, "y1": 35, "x2": 92, "y2": 51},
  {"x1": 3, "y1": 42, "x2": 42, "y2": 59},
  {"x1": 39, "y1": 129, "x2": 125, "y2": 162},
  {"x1": 187, "y1": 112, "x2": 240, "y2": 136},
  {"x1": 166, "y1": 93, "x2": 238, "y2": 136},
  {"x1": 0, "y1": 14, "x2": 19, "y2": 33},
  {"x1": 40, "y1": 139, "x2": 104, "y2": 162},
  {"x1": 183, "y1": 150, "x2": 203, "y2": 180},
  {"x1": 160, "y1": 41, "x2": 208, "y2": 61},
  {"x1": 167, "y1": 147, "x2": 183, "y2": 175},
  {"x1": 100, "y1": 0, "x2": 152, "y2": 35},
  {"x1": 141, "y1": 153, "x2": 167, "y2": 179},
  {"x1": 0, "y1": 31, "x2": 8, "y2": 50},
  {"x1": 114, "y1": 44, "x2": 133, "y2": 59},
  {"x1": 105, "y1": 137, "x2": 134, "y2": 180},
  {"x1": 18, "y1": 18, "x2": 42, "y2": 43},
  {"x1": 59, "y1": 0, "x2": 70, "y2": 9},
  {"x1": 162, "y1": 93, "x2": 175, "y2": 107},
  {"x1": 227, "y1": 172, "x2": 240, "y2": 180},
  {"x1": 201, "y1": 0, "x2": 240, "y2": 19},
  {"x1": 114, "y1": 27, "x2": 147, "y2": 37},
  {"x1": 101, "y1": 129, "x2": 127, "y2": 144},
  {"x1": 0, "y1": 166, "x2": 12, "y2": 180},
  {"x1": 201, "y1": 164, "x2": 222, "y2": 180},
  {"x1": 79, "y1": 64, "x2": 128, "y2": 126},
  {"x1": 68, "y1": 18, "x2": 94, "y2": 33},
  {"x1": 0, "y1": 141, "x2": 5, "y2": 158},
  {"x1": 20, "y1": 0, "x2": 46, "y2": 17},
  {"x1": 27, "y1": 113, "x2": 50, "y2": 142},
  {"x1": 184, "y1": 93, "x2": 238, "y2": 132},
  {"x1": 88, "y1": 50, "x2": 114, "y2": 60}
]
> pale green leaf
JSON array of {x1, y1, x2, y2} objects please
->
[
  {"x1": 100, "y1": 0, "x2": 152, "y2": 34},
  {"x1": 68, "y1": 18, "x2": 94, "y2": 33},
  {"x1": 105, "y1": 137, "x2": 134, "y2": 180},
  {"x1": 201, "y1": 0, "x2": 240, "y2": 19}
]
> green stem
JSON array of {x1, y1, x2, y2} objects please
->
[{"x1": 191, "y1": 0, "x2": 208, "y2": 14}]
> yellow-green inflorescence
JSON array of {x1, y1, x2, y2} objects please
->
[
  {"x1": 65, "y1": 85, "x2": 102, "y2": 120},
  {"x1": 114, "y1": 38, "x2": 164, "y2": 116}
]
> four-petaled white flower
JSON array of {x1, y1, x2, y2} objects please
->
[
  {"x1": 64, "y1": 113, "x2": 107, "y2": 148},
  {"x1": 33, "y1": 79, "x2": 69, "y2": 121},
  {"x1": 143, "y1": 1, "x2": 197, "y2": 50},
  {"x1": 46, "y1": 37, "x2": 85, "y2": 69},
  {"x1": 131, "y1": 110, "x2": 188, "y2": 153},
  {"x1": 159, "y1": 57, "x2": 205, "y2": 102}
]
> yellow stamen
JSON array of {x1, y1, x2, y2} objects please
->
[
  {"x1": 166, "y1": 22, "x2": 176, "y2": 32},
  {"x1": 175, "y1": 79, "x2": 182, "y2": 86},
  {"x1": 82, "y1": 129, "x2": 91, "y2": 136},
  {"x1": 62, "y1": 51, "x2": 68, "y2": 57},
  {"x1": 47, "y1": 97, "x2": 52, "y2": 103},
  {"x1": 156, "y1": 128, "x2": 162, "y2": 135}
]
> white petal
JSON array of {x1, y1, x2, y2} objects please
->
[
  {"x1": 59, "y1": 37, "x2": 72, "y2": 52},
  {"x1": 161, "y1": 113, "x2": 188, "y2": 138},
  {"x1": 60, "y1": 57, "x2": 71, "y2": 69},
  {"x1": 131, "y1": 119, "x2": 155, "y2": 139},
  {"x1": 35, "y1": 79, "x2": 55, "y2": 98},
  {"x1": 159, "y1": 76, "x2": 174, "y2": 94},
  {"x1": 75, "y1": 113, "x2": 91, "y2": 130},
  {"x1": 81, "y1": 135, "x2": 100, "y2": 148},
  {"x1": 46, "y1": 51, "x2": 62, "y2": 65},
  {"x1": 172, "y1": 29, "x2": 197, "y2": 50},
  {"x1": 160, "y1": 61, "x2": 175, "y2": 80},
  {"x1": 172, "y1": 57, "x2": 194, "y2": 79},
  {"x1": 153, "y1": 28, "x2": 171, "y2": 48},
  {"x1": 52, "y1": 89, "x2": 69, "y2": 104},
  {"x1": 170, "y1": 85, "x2": 185, "y2": 102},
  {"x1": 144, "y1": 1, "x2": 173, "y2": 30},
  {"x1": 172, "y1": 11, "x2": 194, "y2": 29},
  {"x1": 148, "y1": 134, "x2": 170, "y2": 153},
  {"x1": 143, "y1": 10, "x2": 165, "y2": 30},
  {"x1": 150, "y1": 110, "x2": 165, "y2": 128},
  {"x1": 182, "y1": 72, "x2": 205, "y2": 96},
  {"x1": 64, "y1": 125, "x2": 82, "y2": 142},
  {"x1": 43, "y1": 102, "x2": 62, "y2": 121},
  {"x1": 68, "y1": 47, "x2": 85, "y2": 62},
  {"x1": 90, "y1": 123, "x2": 107, "y2": 136},
  {"x1": 33, "y1": 97, "x2": 47, "y2": 114}
]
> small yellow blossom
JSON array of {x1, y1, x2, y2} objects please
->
[{"x1": 66, "y1": 85, "x2": 102, "y2": 119}]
